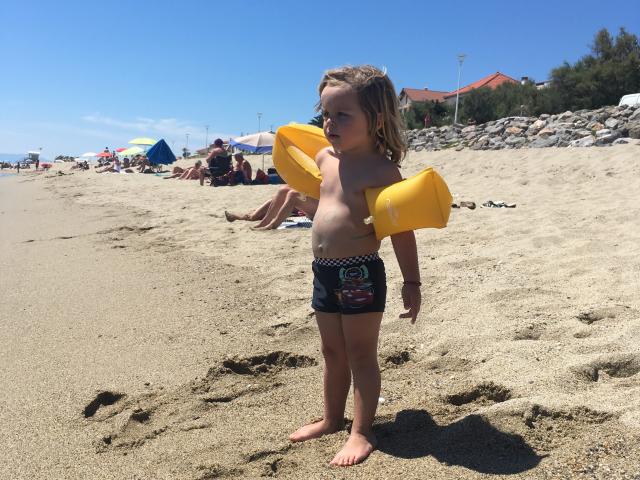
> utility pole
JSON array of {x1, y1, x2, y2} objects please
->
[
  {"x1": 186, "y1": 133, "x2": 190, "y2": 150},
  {"x1": 257, "y1": 112, "x2": 262, "y2": 133},
  {"x1": 454, "y1": 53, "x2": 467, "y2": 125},
  {"x1": 205, "y1": 125, "x2": 209, "y2": 149}
]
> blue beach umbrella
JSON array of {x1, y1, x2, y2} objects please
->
[{"x1": 146, "y1": 139, "x2": 176, "y2": 166}]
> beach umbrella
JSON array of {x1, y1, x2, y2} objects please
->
[
  {"x1": 146, "y1": 139, "x2": 176, "y2": 166},
  {"x1": 96, "y1": 152, "x2": 112, "y2": 158},
  {"x1": 80, "y1": 152, "x2": 97, "y2": 158},
  {"x1": 115, "y1": 147, "x2": 127, "y2": 152},
  {"x1": 117, "y1": 146, "x2": 144, "y2": 157},
  {"x1": 128, "y1": 137, "x2": 157, "y2": 146},
  {"x1": 229, "y1": 131, "x2": 275, "y2": 154}
]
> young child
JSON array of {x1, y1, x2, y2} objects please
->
[{"x1": 289, "y1": 65, "x2": 421, "y2": 466}]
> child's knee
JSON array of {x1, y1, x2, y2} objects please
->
[
  {"x1": 321, "y1": 342, "x2": 347, "y2": 362},
  {"x1": 346, "y1": 348, "x2": 378, "y2": 370}
]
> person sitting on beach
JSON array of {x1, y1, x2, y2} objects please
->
[
  {"x1": 71, "y1": 160, "x2": 90, "y2": 171},
  {"x1": 232, "y1": 153, "x2": 252, "y2": 184},
  {"x1": 225, "y1": 185, "x2": 318, "y2": 229},
  {"x1": 137, "y1": 156, "x2": 153, "y2": 173},
  {"x1": 164, "y1": 160, "x2": 203, "y2": 180},
  {"x1": 200, "y1": 138, "x2": 231, "y2": 186},
  {"x1": 215, "y1": 153, "x2": 254, "y2": 186},
  {"x1": 96, "y1": 157, "x2": 121, "y2": 173},
  {"x1": 122, "y1": 157, "x2": 131, "y2": 169}
]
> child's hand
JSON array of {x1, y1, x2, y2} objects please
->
[{"x1": 400, "y1": 283, "x2": 421, "y2": 324}]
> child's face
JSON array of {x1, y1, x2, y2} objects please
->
[{"x1": 320, "y1": 85, "x2": 372, "y2": 155}]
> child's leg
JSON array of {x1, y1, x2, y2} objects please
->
[
  {"x1": 331, "y1": 312, "x2": 383, "y2": 466},
  {"x1": 289, "y1": 311, "x2": 350, "y2": 442}
]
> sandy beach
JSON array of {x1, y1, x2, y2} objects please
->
[{"x1": 1, "y1": 144, "x2": 640, "y2": 479}]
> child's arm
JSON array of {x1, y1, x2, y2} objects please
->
[{"x1": 391, "y1": 230, "x2": 421, "y2": 324}]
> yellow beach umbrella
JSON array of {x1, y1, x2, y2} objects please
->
[
  {"x1": 128, "y1": 137, "x2": 157, "y2": 145},
  {"x1": 118, "y1": 146, "x2": 144, "y2": 156}
]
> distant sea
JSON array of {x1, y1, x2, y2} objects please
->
[{"x1": 0, "y1": 153, "x2": 23, "y2": 164}]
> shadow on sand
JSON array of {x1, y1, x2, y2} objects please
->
[{"x1": 375, "y1": 409, "x2": 543, "y2": 474}]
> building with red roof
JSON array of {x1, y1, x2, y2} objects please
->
[
  {"x1": 443, "y1": 72, "x2": 518, "y2": 104},
  {"x1": 398, "y1": 88, "x2": 449, "y2": 111},
  {"x1": 399, "y1": 72, "x2": 520, "y2": 110}
]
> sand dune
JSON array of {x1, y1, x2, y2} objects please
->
[{"x1": 1, "y1": 144, "x2": 639, "y2": 479}]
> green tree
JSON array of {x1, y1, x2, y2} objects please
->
[
  {"x1": 402, "y1": 101, "x2": 453, "y2": 129},
  {"x1": 460, "y1": 87, "x2": 496, "y2": 123},
  {"x1": 549, "y1": 27, "x2": 640, "y2": 110},
  {"x1": 308, "y1": 114, "x2": 323, "y2": 127}
]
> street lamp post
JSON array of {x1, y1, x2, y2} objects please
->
[
  {"x1": 257, "y1": 112, "x2": 262, "y2": 133},
  {"x1": 454, "y1": 54, "x2": 467, "y2": 125}
]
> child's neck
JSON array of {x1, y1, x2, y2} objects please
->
[{"x1": 335, "y1": 142, "x2": 378, "y2": 161}]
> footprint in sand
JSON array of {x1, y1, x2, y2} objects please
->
[
  {"x1": 194, "y1": 464, "x2": 244, "y2": 480},
  {"x1": 258, "y1": 322, "x2": 293, "y2": 337},
  {"x1": 513, "y1": 323, "x2": 546, "y2": 341},
  {"x1": 522, "y1": 404, "x2": 612, "y2": 430},
  {"x1": 243, "y1": 445, "x2": 291, "y2": 477},
  {"x1": 571, "y1": 353, "x2": 640, "y2": 382},
  {"x1": 83, "y1": 390, "x2": 125, "y2": 418},
  {"x1": 383, "y1": 349, "x2": 413, "y2": 367},
  {"x1": 220, "y1": 351, "x2": 317, "y2": 376},
  {"x1": 575, "y1": 306, "x2": 632, "y2": 325},
  {"x1": 445, "y1": 381, "x2": 512, "y2": 407},
  {"x1": 98, "y1": 225, "x2": 155, "y2": 235},
  {"x1": 88, "y1": 351, "x2": 316, "y2": 455},
  {"x1": 98, "y1": 407, "x2": 163, "y2": 451}
]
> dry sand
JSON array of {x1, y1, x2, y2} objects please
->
[{"x1": 1, "y1": 145, "x2": 640, "y2": 479}]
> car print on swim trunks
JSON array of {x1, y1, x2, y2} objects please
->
[{"x1": 335, "y1": 264, "x2": 374, "y2": 308}]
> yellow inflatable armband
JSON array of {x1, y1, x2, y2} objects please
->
[
  {"x1": 272, "y1": 124, "x2": 325, "y2": 199},
  {"x1": 364, "y1": 168, "x2": 451, "y2": 239},
  {"x1": 272, "y1": 124, "x2": 452, "y2": 239}
]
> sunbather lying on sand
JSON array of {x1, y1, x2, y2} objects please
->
[
  {"x1": 164, "y1": 160, "x2": 203, "y2": 180},
  {"x1": 225, "y1": 185, "x2": 318, "y2": 230}
]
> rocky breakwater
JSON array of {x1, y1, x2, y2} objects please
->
[{"x1": 407, "y1": 104, "x2": 640, "y2": 151}]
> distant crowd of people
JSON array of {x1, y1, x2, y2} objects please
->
[{"x1": 76, "y1": 141, "x2": 301, "y2": 229}]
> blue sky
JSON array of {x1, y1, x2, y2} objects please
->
[{"x1": 1, "y1": 0, "x2": 637, "y2": 157}]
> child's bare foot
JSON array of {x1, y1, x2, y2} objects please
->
[
  {"x1": 224, "y1": 211, "x2": 237, "y2": 222},
  {"x1": 289, "y1": 419, "x2": 343, "y2": 443},
  {"x1": 330, "y1": 431, "x2": 377, "y2": 467}
]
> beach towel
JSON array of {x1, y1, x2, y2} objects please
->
[{"x1": 277, "y1": 216, "x2": 313, "y2": 229}]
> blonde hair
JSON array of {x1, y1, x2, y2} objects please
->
[{"x1": 318, "y1": 65, "x2": 406, "y2": 164}]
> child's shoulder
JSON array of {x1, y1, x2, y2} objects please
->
[
  {"x1": 315, "y1": 146, "x2": 336, "y2": 166},
  {"x1": 366, "y1": 156, "x2": 403, "y2": 187}
]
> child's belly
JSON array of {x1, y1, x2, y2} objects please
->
[{"x1": 312, "y1": 199, "x2": 380, "y2": 258}]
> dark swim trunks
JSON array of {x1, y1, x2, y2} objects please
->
[{"x1": 312, "y1": 252, "x2": 386, "y2": 315}]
